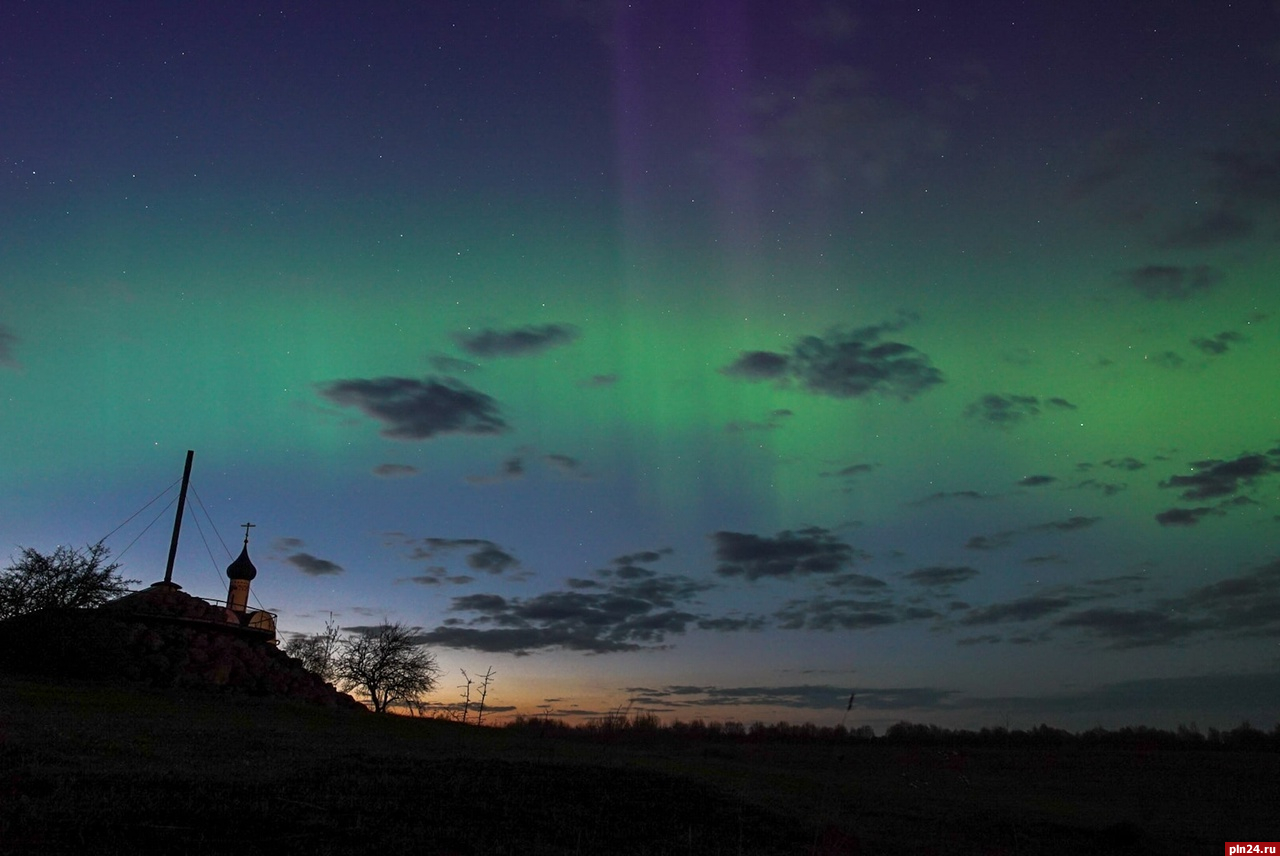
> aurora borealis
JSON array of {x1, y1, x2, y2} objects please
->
[{"x1": 3, "y1": 1, "x2": 1278, "y2": 729}]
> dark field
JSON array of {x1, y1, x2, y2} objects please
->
[{"x1": 1, "y1": 676, "x2": 1275, "y2": 855}]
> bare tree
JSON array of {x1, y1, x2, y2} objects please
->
[
  {"x1": 334, "y1": 622, "x2": 441, "y2": 713},
  {"x1": 457, "y1": 668, "x2": 473, "y2": 723},
  {"x1": 283, "y1": 615, "x2": 342, "y2": 683},
  {"x1": 0, "y1": 544, "x2": 138, "y2": 620},
  {"x1": 475, "y1": 666, "x2": 496, "y2": 724}
]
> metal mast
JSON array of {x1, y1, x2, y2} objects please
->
[{"x1": 162, "y1": 450, "x2": 194, "y2": 586}]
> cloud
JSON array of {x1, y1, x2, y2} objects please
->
[
  {"x1": 1017, "y1": 475, "x2": 1057, "y2": 487},
  {"x1": 964, "y1": 393, "x2": 1076, "y2": 427},
  {"x1": 966, "y1": 516, "x2": 1098, "y2": 551},
  {"x1": 1054, "y1": 608, "x2": 1201, "y2": 649},
  {"x1": 1118, "y1": 264, "x2": 1223, "y2": 301},
  {"x1": 1066, "y1": 129, "x2": 1149, "y2": 197},
  {"x1": 466, "y1": 456, "x2": 526, "y2": 485},
  {"x1": 416, "y1": 568, "x2": 713, "y2": 655},
  {"x1": 317, "y1": 376, "x2": 507, "y2": 439},
  {"x1": 623, "y1": 683, "x2": 957, "y2": 712},
  {"x1": 711, "y1": 527, "x2": 862, "y2": 581},
  {"x1": 545, "y1": 453, "x2": 591, "y2": 478},
  {"x1": 453, "y1": 323, "x2": 580, "y2": 358},
  {"x1": 612, "y1": 549, "x2": 672, "y2": 566},
  {"x1": 1159, "y1": 451, "x2": 1280, "y2": 500},
  {"x1": 284, "y1": 552, "x2": 345, "y2": 576},
  {"x1": 1074, "y1": 479, "x2": 1128, "y2": 496},
  {"x1": 1033, "y1": 516, "x2": 1101, "y2": 533},
  {"x1": 775, "y1": 597, "x2": 905, "y2": 631},
  {"x1": 724, "y1": 320, "x2": 943, "y2": 401},
  {"x1": 912, "y1": 490, "x2": 991, "y2": 505},
  {"x1": 725, "y1": 409, "x2": 793, "y2": 433},
  {"x1": 965, "y1": 532, "x2": 1015, "y2": 551},
  {"x1": 751, "y1": 64, "x2": 948, "y2": 193},
  {"x1": 1206, "y1": 135, "x2": 1280, "y2": 204},
  {"x1": 721, "y1": 350, "x2": 790, "y2": 380},
  {"x1": 1155, "y1": 506, "x2": 1220, "y2": 527},
  {"x1": 950, "y1": 559, "x2": 1280, "y2": 650},
  {"x1": 1103, "y1": 457, "x2": 1146, "y2": 471},
  {"x1": 821, "y1": 462, "x2": 877, "y2": 478},
  {"x1": 959, "y1": 596, "x2": 1075, "y2": 626},
  {"x1": 823, "y1": 572, "x2": 889, "y2": 591},
  {"x1": 427, "y1": 353, "x2": 480, "y2": 374},
  {"x1": 1191, "y1": 331, "x2": 1245, "y2": 356},
  {"x1": 417, "y1": 537, "x2": 521, "y2": 575},
  {"x1": 904, "y1": 566, "x2": 980, "y2": 587},
  {"x1": 0, "y1": 325, "x2": 18, "y2": 369},
  {"x1": 578, "y1": 373, "x2": 618, "y2": 388},
  {"x1": 1157, "y1": 208, "x2": 1254, "y2": 249},
  {"x1": 373, "y1": 463, "x2": 419, "y2": 478}
]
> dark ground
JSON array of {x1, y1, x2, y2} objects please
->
[{"x1": 1, "y1": 674, "x2": 1275, "y2": 855}]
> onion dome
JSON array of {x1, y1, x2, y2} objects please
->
[{"x1": 226, "y1": 544, "x2": 258, "y2": 581}]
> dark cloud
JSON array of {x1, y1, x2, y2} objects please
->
[
  {"x1": 824, "y1": 572, "x2": 889, "y2": 591},
  {"x1": 1033, "y1": 516, "x2": 1101, "y2": 533},
  {"x1": 1066, "y1": 129, "x2": 1149, "y2": 197},
  {"x1": 578, "y1": 373, "x2": 618, "y2": 388},
  {"x1": 418, "y1": 537, "x2": 521, "y2": 575},
  {"x1": 284, "y1": 552, "x2": 345, "y2": 576},
  {"x1": 722, "y1": 350, "x2": 790, "y2": 380},
  {"x1": 724, "y1": 321, "x2": 943, "y2": 402},
  {"x1": 1160, "y1": 451, "x2": 1280, "y2": 500},
  {"x1": 951, "y1": 560, "x2": 1280, "y2": 650},
  {"x1": 964, "y1": 394, "x2": 1075, "y2": 427},
  {"x1": 416, "y1": 569, "x2": 713, "y2": 655},
  {"x1": 1178, "y1": 560, "x2": 1280, "y2": 637},
  {"x1": 1151, "y1": 351, "x2": 1185, "y2": 369},
  {"x1": 1074, "y1": 479, "x2": 1128, "y2": 496},
  {"x1": 623, "y1": 683, "x2": 957, "y2": 712},
  {"x1": 373, "y1": 463, "x2": 419, "y2": 478},
  {"x1": 775, "y1": 598, "x2": 903, "y2": 631},
  {"x1": 611, "y1": 549, "x2": 672, "y2": 566},
  {"x1": 904, "y1": 566, "x2": 980, "y2": 587},
  {"x1": 1157, "y1": 208, "x2": 1254, "y2": 249},
  {"x1": 1054, "y1": 608, "x2": 1200, "y2": 649},
  {"x1": 453, "y1": 323, "x2": 580, "y2": 358},
  {"x1": 1155, "y1": 506, "x2": 1220, "y2": 527},
  {"x1": 725, "y1": 409, "x2": 793, "y2": 433},
  {"x1": 712, "y1": 527, "x2": 861, "y2": 581},
  {"x1": 428, "y1": 353, "x2": 480, "y2": 374},
  {"x1": 1191, "y1": 331, "x2": 1245, "y2": 356},
  {"x1": 751, "y1": 64, "x2": 948, "y2": 194},
  {"x1": 317, "y1": 376, "x2": 507, "y2": 440},
  {"x1": 956, "y1": 634, "x2": 1001, "y2": 647},
  {"x1": 821, "y1": 462, "x2": 877, "y2": 478},
  {"x1": 0, "y1": 325, "x2": 18, "y2": 369},
  {"x1": 273, "y1": 537, "x2": 305, "y2": 551},
  {"x1": 696, "y1": 615, "x2": 768, "y2": 632},
  {"x1": 1103, "y1": 457, "x2": 1146, "y2": 471},
  {"x1": 466, "y1": 455, "x2": 525, "y2": 484},
  {"x1": 1017, "y1": 475, "x2": 1057, "y2": 487},
  {"x1": 959, "y1": 596, "x2": 1075, "y2": 626},
  {"x1": 913, "y1": 490, "x2": 991, "y2": 505},
  {"x1": 965, "y1": 532, "x2": 1014, "y2": 551},
  {"x1": 1206, "y1": 136, "x2": 1280, "y2": 203},
  {"x1": 967, "y1": 516, "x2": 1098, "y2": 551},
  {"x1": 1118, "y1": 264, "x2": 1223, "y2": 301},
  {"x1": 545, "y1": 453, "x2": 590, "y2": 478}
]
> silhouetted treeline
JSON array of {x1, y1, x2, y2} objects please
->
[{"x1": 503, "y1": 711, "x2": 1280, "y2": 751}]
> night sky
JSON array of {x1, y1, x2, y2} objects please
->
[{"x1": 4, "y1": 1, "x2": 1278, "y2": 730}]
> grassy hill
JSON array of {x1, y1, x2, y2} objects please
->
[{"x1": 2, "y1": 673, "x2": 1276, "y2": 854}]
